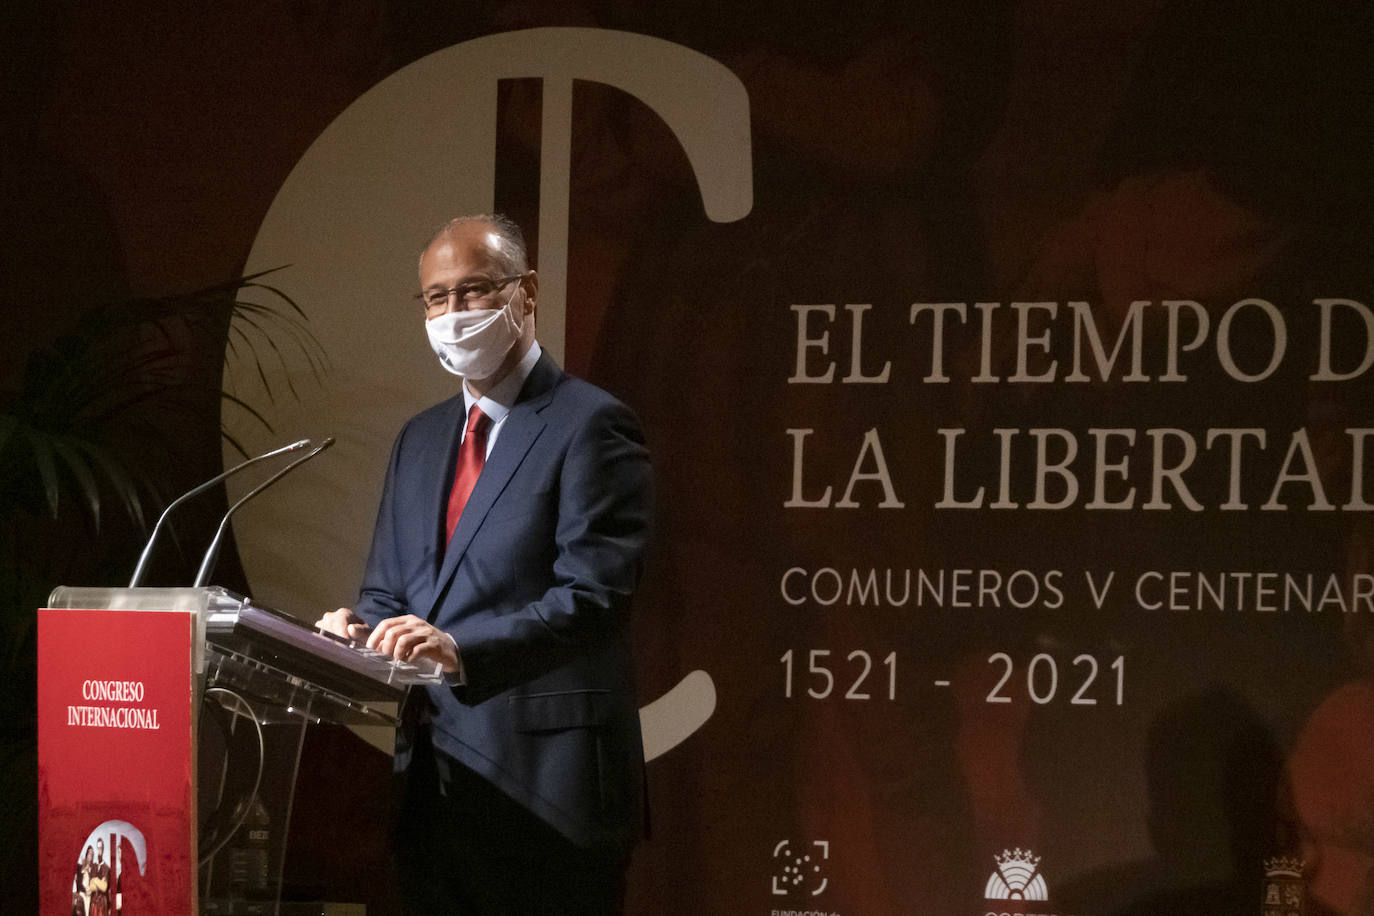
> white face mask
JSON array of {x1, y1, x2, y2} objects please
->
[{"x1": 424, "y1": 287, "x2": 525, "y2": 379}]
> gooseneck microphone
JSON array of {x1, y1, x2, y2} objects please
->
[
  {"x1": 127, "y1": 439, "x2": 311, "y2": 587},
  {"x1": 193, "y1": 437, "x2": 336, "y2": 588}
]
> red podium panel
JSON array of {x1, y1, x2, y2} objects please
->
[{"x1": 38, "y1": 607, "x2": 197, "y2": 915}]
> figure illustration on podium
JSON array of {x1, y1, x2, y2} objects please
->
[
  {"x1": 71, "y1": 845, "x2": 92, "y2": 916},
  {"x1": 86, "y1": 838, "x2": 109, "y2": 916},
  {"x1": 68, "y1": 822, "x2": 146, "y2": 916}
]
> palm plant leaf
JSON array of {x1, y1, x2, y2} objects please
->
[
  {"x1": 220, "y1": 391, "x2": 280, "y2": 460},
  {"x1": 2, "y1": 266, "x2": 323, "y2": 530},
  {"x1": 239, "y1": 276, "x2": 307, "y2": 319},
  {"x1": 66, "y1": 438, "x2": 147, "y2": 532},
  {"x1": 49, "y1": 438, "x2": 104, "y2": 530},
  {"x1": 21, "y1": 427, "x2": 62, "y2": 518}
]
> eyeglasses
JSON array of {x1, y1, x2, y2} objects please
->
[{"x1": 416, "y1": 273, "x2": 527, "y2": 316}]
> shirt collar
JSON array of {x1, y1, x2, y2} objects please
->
[{"x1": 463, "y1": 340, "x2": 542, "y2": 423}]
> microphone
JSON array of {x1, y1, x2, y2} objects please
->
[
  {"x1": 128, "y1": 439, "x2": 311, "y2": 587},
  {"x1": 193, "y1": 437, "x2": 336, "y2": 588}
]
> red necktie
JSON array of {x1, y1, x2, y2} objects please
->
[{"x1": 445, "y1": 405, "x2": 491, "y2": 543}]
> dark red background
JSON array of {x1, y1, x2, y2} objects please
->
[{"x1": 7, "y1": 1, "x2": 1374, "y2": 913}]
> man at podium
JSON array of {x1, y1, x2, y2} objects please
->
[{"x1": 317, "y1": 214, "x2": 653, "y2": 915}]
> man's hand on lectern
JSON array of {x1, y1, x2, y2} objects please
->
[
  {"x1": 315, "y1": 607, "x2": 372, "y2": 643},
  {"x1": 315, "y1": 608, "x2": 460, "y2": 676},
  {"x1": 366, "y1": 615, "x2": 461, "y2": 675}
]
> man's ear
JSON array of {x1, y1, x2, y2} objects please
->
[{"x1": 521, "y1": 270, "x2": 539, "y2": 314}]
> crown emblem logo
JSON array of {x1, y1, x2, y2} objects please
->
[
  {"x1": 1264, "y1": 856, "x2": 1304, "y2": 878},
  {"x1": 985, "y1": 847, "x2": 1049, "y2": 901},
  {"x1": 1262, "y1": 856, "x2": 1306, "y2": 915}
]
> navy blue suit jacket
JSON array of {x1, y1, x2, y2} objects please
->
[{"x1": 355, "y1": 351, "x2": 652, "y2": 852}]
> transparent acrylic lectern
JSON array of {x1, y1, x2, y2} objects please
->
[{"x1": 42, "y1": 586, "x2": 441, "y2": 916}]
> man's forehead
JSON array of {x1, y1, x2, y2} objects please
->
[{"x1": 423, "y1": 224, "x2": 503, "y2": 265}]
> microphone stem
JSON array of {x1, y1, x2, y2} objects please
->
[
  {"x1": 128, "y1": 439, "x2": 309, "y2": 588},
  {"x1": 193, "y1": 438, "x2": 334, "y2": 588}
]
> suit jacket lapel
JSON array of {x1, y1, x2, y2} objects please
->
[
  {"x1": 429, "y1": 352, "x2": 562, "y2": 620},
  {"x1": 427, "y1": 395, "x2": 469, "y2": 583}
]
